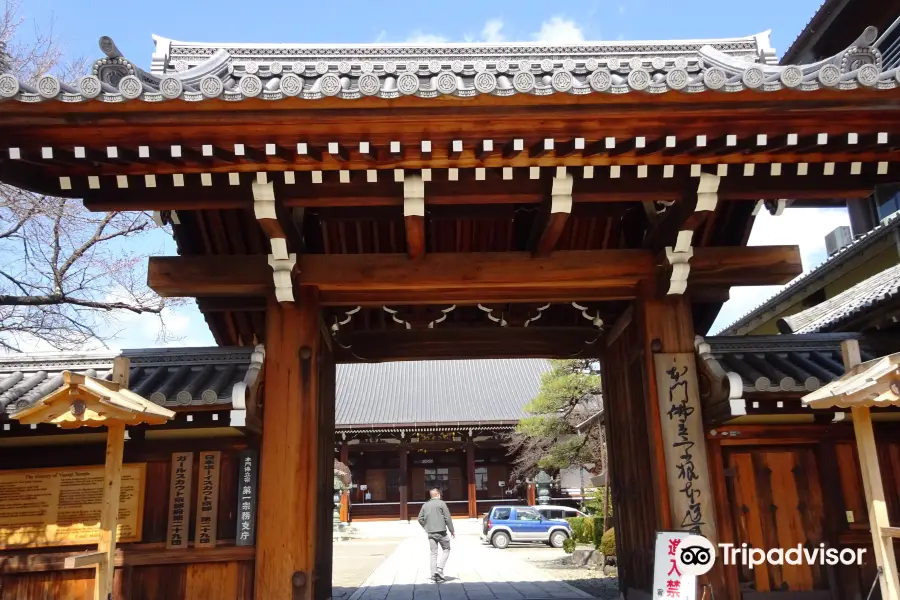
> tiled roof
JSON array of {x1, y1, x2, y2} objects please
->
[
  {"x1": 717, "y1": 212, "x2": 900, "y2": 335},
  {"x1": 335, "y1": 359, "x2": 552, "y2": 427},
  {"x1": 0, "y1": 346, "x2": 263, "y2": 416},
  {"x1": 779, "y1": 263, "x2": 900, "y2": 333},
  {"x1": 2, "y1": 28, "x2": 898, "y2": 104},
  {"x1": 698, "y1": 333, "x2": 875, "y2": 394}
]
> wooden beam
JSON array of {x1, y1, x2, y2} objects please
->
[
  {"x1": 63, "y1": 552, "x2": 106, "y2": 570},
  {"x1": 59, "y1": 165, "x2": 899, "y2": 213},
  {"x1": 533, "y1": 174, "x2": 573, "y2": 257},
  {"x1": 403, "y1": 174, "x2": 426, "y2": 259},
  {"x1": 148, "y1": 246, "x2": 801, "y2": 302},
  {"x1": 333, "y1": 327, "x2": 603, "y2": 362},
  {"x1": 689, "y1": 246, "x2": 801, "y2": 286}
]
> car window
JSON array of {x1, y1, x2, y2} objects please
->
[
  {"x1": 517, "y1": 509, "x2": 541, "y2": 521},
  {"x1": 545, "y1": 509, "x2": 565, "y2": 519},
  {"x1": 493, "y1": 508, "x2": 511, "y2": 520},
  {"x1": 564, "y1": 510, "x2": 579, "y2": 518}
]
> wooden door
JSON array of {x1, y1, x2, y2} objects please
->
[
  {"x1": 366, "y1": 469, "x2": 387, "y2": 501},
  {"x1": 724, "y1": 446, "x2": 828, "y2": 595}
]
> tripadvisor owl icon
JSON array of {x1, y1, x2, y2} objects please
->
[{"x1": 675, "y1": 535, "x2": 717, "y2": 577}]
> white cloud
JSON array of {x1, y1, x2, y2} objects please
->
[
  {"x1": 533, "y1": 16, "x2": 585, "y2": 44},
  {"x1": 481, "y1": 19, "x2": 505, "y2": 43},
  {"x1": 406, "y1": 31, "x2": 450, "y2": 44},
  {"x1": 374, "y1": 30, "x2": 388, "y2": 43},
  {"x1": 618, "y1": 4, "x2": 626, "y2": 14},
  {"x1": 709, "y1": 207, "x2": 850, "y2": 334}
]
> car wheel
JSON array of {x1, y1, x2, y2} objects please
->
[
  {"x1": 492, "y1": 531, "x2": 511, "y2": 549},
  {"x1": 549, "y1": 531, "x2": 568, "y2": 548}
]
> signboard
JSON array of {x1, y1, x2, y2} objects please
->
[
  {"x1": 236, "y1": 449, "x2": 258, "y2": 547},
  {"x1": 652, "y1": 531, "x2": 697, "y2": 600},
  {"x1": 0, "y1": 463, "x2": 145, "y2": 549},
  {"x1": 166, "y1": 452, "x2": 193, "y2": 549},
  {"x1": 653, "y1": 353, "x2": 717, "y2": 540},
  {"x1": 195, "y1": 451, "x2": 221, "y2": 548}
]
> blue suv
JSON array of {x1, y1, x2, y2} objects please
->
[{"x1": 481, "y1": 506, "x2": 571, "y2": 549}]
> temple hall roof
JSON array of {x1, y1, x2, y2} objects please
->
[
  {"x1": 335, "y1": 359, "x2": 551, "y2": 428},
  {"x1": 2, "y1": 26, "x2": 898, "y2": 105},
  {"x1": 717, "y1": 212, "x2": 900, "y2": 336},
  {"x1": 778, "y1": 262, "x2": 900, "y2": 333}
]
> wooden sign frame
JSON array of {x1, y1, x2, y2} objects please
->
[
  {"x1": 195, "y1": 451, "x2": 221, "y2": 548},
  {"x1": 653, "y1": 352, "x2": 717, "y2": 541},
  {"x1": 0, "y1": 463, "x2": 146, "y2": 549},
  {"x1": 166, "y1": 452, "x2": 194, "y2": 549}
]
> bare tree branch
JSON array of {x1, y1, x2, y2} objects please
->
[{"x1": 0, "y1": 2, "x2": 180, "y2": 353}]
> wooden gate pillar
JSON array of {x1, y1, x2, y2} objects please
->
[
  {"x1": 255, "y1": 288, "x2": 335, "y2": 600},
  {"x1": 639, "y1": 293, "x2": 724, "y2": 596},
  {"x1": 604, "y1": 292, "x2": 726, "y2": 598}
]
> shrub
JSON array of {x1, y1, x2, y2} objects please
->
[
  {"x1": 584, "y1": 487, "x2": 613, "y2": 518},
  {"x1": 566, "y1": 517, "x2": 595, "y2": 544},
  {"x1": 593, "y1": 517, "x2": 604, "y2": 549},
  {"x1": 562, "y1": 537, "x2": 576, "y2": 554},
  {"x1": 599, "y1": 527, "x2": 616, "y2": 557}
]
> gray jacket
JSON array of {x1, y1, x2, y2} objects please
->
[{"x1": 417, "y1": 498, "x2": 455, "y2": 535}]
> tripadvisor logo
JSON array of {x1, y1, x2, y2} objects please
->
[{"x1": 674, "y1": 535, "x2": 867, "y2": 575}]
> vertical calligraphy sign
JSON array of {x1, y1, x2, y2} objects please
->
[
  {"x1": 651, "y1": 531, "x2": 697, "y2": 600},
  {"x1": 653, "y1": 353, "x2": 717, "y2": 541},
  {"x1": 195, "y1": 451, "x2": 221, "y2": 548},
  {"x1": 166, "y1": 452, "x2": 194, "y2": 549},
  {"x1": 236, "y1": 449, "x2": 259, "y2": 547}
]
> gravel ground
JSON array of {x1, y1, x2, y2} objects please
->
[{"x1": 506, "y1": 545, "x2": 619, "y2": 599}]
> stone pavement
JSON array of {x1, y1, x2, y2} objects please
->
[{"x1": 348, "y1": 535, "x2": 595, "y2": 600}]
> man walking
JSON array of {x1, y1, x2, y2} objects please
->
[{"x1": 417, "y1": 488, "x2": 455, "y2": 582}]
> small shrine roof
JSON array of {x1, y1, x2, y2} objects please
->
[
  {"x1": 697, "y1": 333, "x2": 877, "y2": 395},
  {"x1": 0, "y1": 346, "x2": 263, "y2": 416},
  {"x1": 1, "y1": 25, "x2": 896, "y2": 105}
]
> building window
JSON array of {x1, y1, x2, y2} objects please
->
[
  {"x1": 474, "y1": 467, "x2": 489, "y2": 491},
  {"x1": 874, "y1": 184, "x2": 900, "y2": 221},
  {"x1": 424, "y1": 468, "x2": 449, "y2": 494}
]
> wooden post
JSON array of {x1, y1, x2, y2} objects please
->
[
  {"x1": 526, "y1": 482, "x2": 536, "y2": 506},
  {"x1": 255, "y1": 288, "x2": 325, "y2": 600},
  {"x1": 97, "y1": 357, "x2": 129, "y2": 600},
  {"x1": 339, "y1": 444, "x2": 350, "y2": 523},
  {"x1": 466, "y1": 442, "x2": 477, "y2": 519},
  {"x1": 841, "y1": 340, "x2": 900, "y2": 600},
  {"x1": 399, "y1": 448, "x2": 409, "y2": 522}
]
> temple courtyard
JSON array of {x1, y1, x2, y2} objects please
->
[{"x1": 334, "y1": 534, "x2": 617, "y2": 600}]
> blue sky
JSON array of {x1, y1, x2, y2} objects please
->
[{"x1": 11, "y1": 0, "x2": 847, "y2": 350}]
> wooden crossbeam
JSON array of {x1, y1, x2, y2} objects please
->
[
  {"x1": 63, "y1": 551, "x2": 107, "y2": 569},
  {"x1": 65, "y1": 165, "x2": 899, "y2": 213},
  {"x1": 333, "y1": 327, "x2": 603, "y2": 362},
  {"x1": 148, "y1": 246, "x2": 800, "y2": 302}
]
